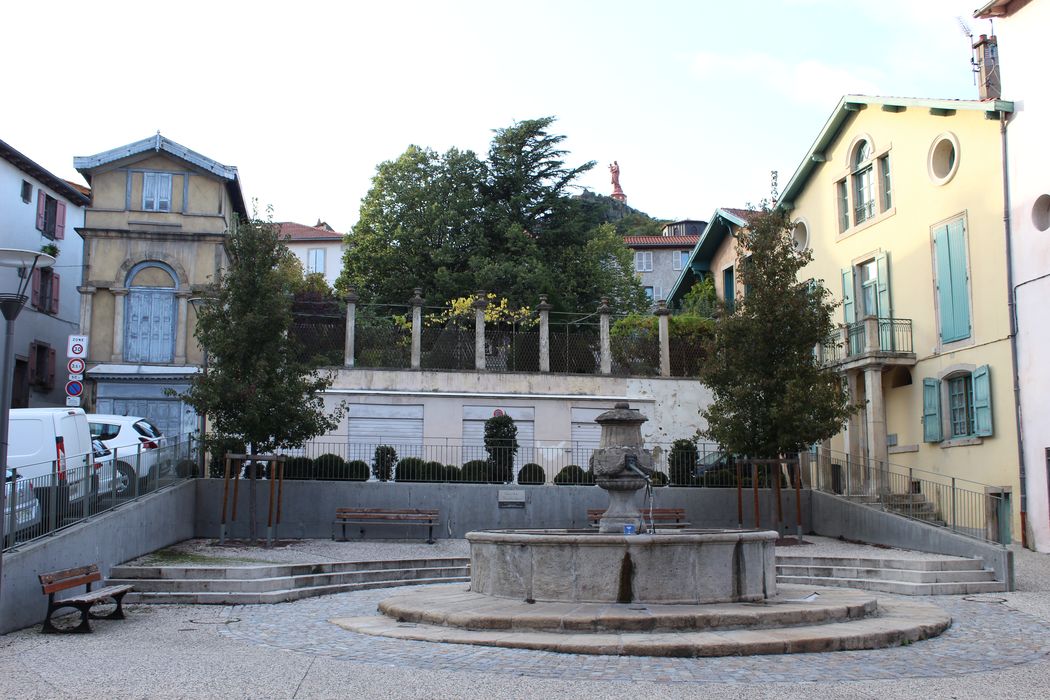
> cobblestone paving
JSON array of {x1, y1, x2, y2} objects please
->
[{"x1": 220, "y1": 585, "x2": 1050, "y2": 684}]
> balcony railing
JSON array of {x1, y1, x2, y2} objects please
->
[{"x1": 818, "y1": 317, "x2": 913, "y2": 368}]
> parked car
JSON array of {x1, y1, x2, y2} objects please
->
[
  {"x1": 7, "y1": 408, "x2": 95, "y2": 522},
  {"x1": 87, "y1": 415, "x2": 170, "y2": 496},
  {"x1": 3, "y1": 468, "x2": 42, "y2": 540}
]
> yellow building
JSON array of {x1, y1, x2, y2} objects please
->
[
  {"x1": 778, "y1": 95, "x2": 1018, "y2": 541},
  {"x1": 73, "y1": 134, "x2": 248, "y2": 437}
]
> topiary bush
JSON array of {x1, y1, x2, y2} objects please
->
[
  {"x1": 283, "y1": 456, "x2": 315, "y2": 480},
  {"x1": 346, "y1": 459, "x2": 370, "y2": 481},
  {"x1": 516, "y1": 463, "x2": 546, "y2": 485},
  {"x1": 372, "y1": 445, "x2": 397, "y2": 481},
  {"x1": 395, "y1": 457, "x2": 429, "y2": 482},
  {"x1": 484, "y1": 413, "x2": 518, "y2": 484},
  {"x1": 314, "y1": 453, "x2": 347, "y2": 479},
  {"x1": 442, "y1": 464, "x2": 462, "y2": 482},
  {"x1": 668, "y1": 439, "x2": 699, "y2": 486},
  {"x1": 461, "y1": 459, "x2": 493, "y2": 483},
  {"x1": 554, "y1": 464, "x2": 594, "y2": 485}
]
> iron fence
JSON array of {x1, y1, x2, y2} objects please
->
[
  {"x1": 878, "y1": 318, "x2": 913, "y2": 353},
  {"x1": 3, "y1": 434, "x2": 200, "y2": 552},
  {"x1": 609, "y1": 319, "x2": 659, "y2": 376},
  {"x1": 549, "y1": 312, "x2": 600, "y2": 374},
  {"x1": 485, "y1": 319, "x2": 540, "y2": 373},
  {"x1": 807, "y1": 446, "x2": 1010, "y2": 544},
  {"x1": 355, "y1": 305, "x2": 411, "y2": 368},
  {"x1": 291, "y1": 311, "x2": 346, "y2": 366}
]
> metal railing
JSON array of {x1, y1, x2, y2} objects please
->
[
  {"x1": 818, "y1": 317, "x2": 914, "y2": 366},
  {"x1": 3, "y1": 434, "x2": 200, "y2": 552},
  {"x1": 807, "y1": 446, "x2": 1010, "y2": 544}
]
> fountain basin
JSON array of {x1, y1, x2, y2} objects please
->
[{"x1": 467, "y1": 528, "x2": 778, "y2": 604}]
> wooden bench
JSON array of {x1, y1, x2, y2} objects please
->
[
  {"x1": 38, "y1": 564, "x2": 133, "y2": 634},
  {"x1": 333, "y1": 508, "x2": 439, "y2": 544},
  {"x1": 586, "y1": 508, "x2": 691, "y2": 529}
]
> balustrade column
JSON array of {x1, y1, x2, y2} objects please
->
[
  {"x1": 864, "y1": 366, "x2": 888, "y2": 494},
  {"x1": 410, "y1": 288, "x2": 424, "y2": 370},
  {"x1": 77, "y1": 286, "x2": 96, "y2": 336},
  {"x1": 863, "y1": 315, "x2": 879, "y2": 353},
  {"x1": 537, "y1": 294, "x2": 551, "y2": 373},
  {"x1": 343, "y1": 288, "x2": 358, "y2": 368},
  {"x1": 110, "y1": 287, "x2": 128, "y2": 362},
  {"x1": 473, "y1": 290, "x2": 487, "y2": 371},
  {"x1": 598, "y1": 297, "x2": 611, "y2": 375},
  {"x1": 655, "y1": 299, "x2": 671, "y2": 377}
]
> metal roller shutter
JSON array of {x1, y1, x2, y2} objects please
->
[
  {"x1": 462, "y1": 405, "x2": 534, "y2": 467},
  {"x1": 347, "y1": 404, "x2": 424, "y2": 460}
]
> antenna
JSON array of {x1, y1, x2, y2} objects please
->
[{"x1": 956, "y1": 16, "x2": 979, "y2": 85}]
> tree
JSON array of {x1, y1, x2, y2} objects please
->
[
  {"x1": 181, "y1": 213, "x2": 344, "y2": 543},
  {"x1": 337, "y1": 118, "x2": 647, "y2": 314},
  {"x1": 698, "y1": 205, "x2": 853, "y2": 458},
  {"x1": 484, "y1": 412, "x2": 518, "y2": 484}
]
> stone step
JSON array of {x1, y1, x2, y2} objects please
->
[
  {"x1": 776, "y1": 564, "x2": 995, "y2": 584},
  {"x1": 109, "y1": 565, "x2": 470, "y2": 594},
  {"x1": 776, "y1": 574, "x2": 1006, "y2": 596},
  {"x1": 882, "y1": 493, "x2": 929, "y2": 505},
  {"x1": 110, "y1": 557, "x2": 470, "y2": 581},
  {"x1": 123, "y1": 575, "x2": 471, "y2": 605},
  {"x1": 775, "y1": 555, "x2": 984, "y2": 572}
]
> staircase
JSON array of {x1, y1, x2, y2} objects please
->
[
  {"x1": 776, "y1": 554, "x2": 1005, "y2": 595},
  {"x1": 107, "y1": 557, "x2": 471, "y2": 605}
]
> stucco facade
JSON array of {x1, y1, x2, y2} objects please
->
[
  {"x1": 625, "y1": 220, "x2": 704, "y2": 302},
  {"x1": 779, "y1": 96, "x2": 1020, "y2": 539},
  {"x1": 73, "y1": 134, "x2": 247, "y2": 437},
  {"x1": 279, "y1": 221, "x2": 345, "y2": 288},
  {"x1": 0, "y1": 139, "x2": 90, "y2": 408},
  {"x1": 976, "y1": 0, "x2": 1050, "y2": 550}
]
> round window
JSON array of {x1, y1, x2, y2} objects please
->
[
  {"x1": 791, "y1": 221, "x2": 809, "y2": 252},
  {"x1": 928, "y1": 133, "x2": 960, "y2": 185},
  {"x1": 1032, "y1": 194, "x2": 1050, "y2": 232}
]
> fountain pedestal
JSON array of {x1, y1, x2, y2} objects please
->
[{"x1": 589, "y1": 403, "x2": 653, "y2": 533}]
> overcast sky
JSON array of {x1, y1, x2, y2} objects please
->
[{"x1": 2, "y1": 0, "x2": 993, "y2": 231}]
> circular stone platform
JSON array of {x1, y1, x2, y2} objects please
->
[
  {"x1": 468, "y1": 528, "x2": 778, "y2": 604},
  {"x1": 332, "y1": 583, "x2": 951, "y2": 657}
]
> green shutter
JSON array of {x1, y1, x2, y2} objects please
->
[
  {"x1": 841, "y1": 267, "x2": 855, "y2": 324},
  {"x1": 972, "y1": 365, "x2": 993, "y2": 437},
  {"x1": 875, "y1": 253, "x2": 891, "y2": 318},
  {"x1": 934, "y1": 221, "x2": 972, "y2": 343},
  {"x1": 923, "y1": 378, "x2": 942, "y2": 442}
]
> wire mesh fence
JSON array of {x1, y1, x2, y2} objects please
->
[
  {"x1": 355, "y1": 304, "x2": 411, "y2": 368},
  {"x1": 3, "y1": 434, "x2": 200, "y2": 551},
  {"x1": 609, "y1": 317, "x2": 659, "y2": 376},
  {"x1": 485, "y1": 320, "x2": 541, "y2": 373},
  {"x1": 549, "y1": 313, "x2": 600, "y2": 374},
  {"x1": 291, "y1": 310, "x2": 346, "y2": 366}
]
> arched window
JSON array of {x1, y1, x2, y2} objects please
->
[
  {"x1": 851, "y1": 139, "x2": 875, "y2": 224},
  {"x1": 124, "y1": 262, "x2": 178, "y2": 363}
]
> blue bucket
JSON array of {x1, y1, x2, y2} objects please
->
[{"x1": 623, "y1": 524, "x2": 636, "y2": 535}]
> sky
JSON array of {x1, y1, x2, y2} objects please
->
[{"x1": 1, "y1": 0, "x2": 994, "y2": 232}]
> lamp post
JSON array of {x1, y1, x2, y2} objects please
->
[{"x1": 0, "y1": 249, "x2": 56, "y2": 607}]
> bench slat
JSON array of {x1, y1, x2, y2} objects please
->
[
  {"x1": 41, "y1": 572, "x2": 102, "y2": 595},
  {"x1": 335, "y1": 515, "x2": 437, "y2": 522},
  {"x1": 61, "y1": 585, "x2": 134, "y2": 605},
  {"x1": 39, "y1": 564, "x2": 99, "y2": 585},
  {"x1": 335, "y1": 509, "x2": 438, "y2": 515}
]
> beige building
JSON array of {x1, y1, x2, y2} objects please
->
[
  {"x1": 73, "y1": 134, "x2": 247, "y2": 436},
  {"x1": 279, "y1": 221, "x2": 345, "y2": 288}
]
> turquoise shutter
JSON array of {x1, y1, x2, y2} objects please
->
[
  {"x1": 875, "y1": 253, "x2": 891, "y2": 318},
  {"x1": 972, "y1": 365, "x2": 993, "y2": 437},
  {"x1": 922, "y1": 378, "x2": 942, "y2": 442},
  {"x1": 841, "y1": 267, "x2": 855, "y2": 324},
  {"x1": 934, "y1": 221, "x2": 972, "y2": 342}
]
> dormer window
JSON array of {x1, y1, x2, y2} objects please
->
[{"x1": 142, "y1": 172, "x2": 172, "y2": 212}]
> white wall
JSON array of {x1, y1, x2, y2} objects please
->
[
  {"x1": 997, "y1": 2, "x2": 1050, "y2": 552},
  {"x1": 287, "y1": 240, "x2": 343, "y2": 287}
]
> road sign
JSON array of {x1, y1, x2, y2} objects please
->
[
  {"x1": 65, "y1": 396, "x2": 82, "y2": 407},
  {"x1": 68, "y1": 373, "x2": 83, "y2": 381},
  {"x1": 65, "y1": 380, "x2": 84, "y2": 398},
  {"x1": 67, "y1": 335, "x2": 88, "y2": 359},
  {"x1": 67, "y1": 358, "x2": 85, "y2": 374}
]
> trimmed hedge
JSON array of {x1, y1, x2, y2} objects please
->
[
  {"x1": 461, "y1": 459, "x2": 494, "y2": 483},
  {"x1": 284, "y1": 456, "x2": 315, "y2": 480},
  {"x1": 346, "y1": 460, "x2": 370, "y2": 481},
  {"x1": 516, "y1": 463, "x2": 546, "y2": 485},
  {"x1": 553, "y1": 464, "x2": 595, "y2": 485},
  {"x1": 372, "y1": 445, "x2": 397, "y2": 481}
]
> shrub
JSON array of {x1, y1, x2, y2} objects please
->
[
  {"x1": 650, "y1": 471, "x2": 668, "y2": 487},
  {"x1": 484, "y1": 413, "x2": 518, "y2": 484},
  {"x1": 283, "y1": 456, "x2": 315, "y2": 480},
  {"x1": 668, "y1": 439, "x2": 699, "y2": 486},
  {"x1": 442, "y1": 464, "x2": 462, "y2": 482},
  {"x1": 207, "y1": 438, "x2": 246, "y2": 478},
  {"x1": 174, "y1": 459, "x2": 198, "y2": 478},
  {"x1": 372, "y1": 445, "x2": 397, "y2": 481},
  {"x1": 395, "y1": 457, "x2": 431, "y2": 482},
  {"x1": 554, "y1": 464, "x2": 594, "y2": 485},
  {"x1": 314, "y1": 453, "x2": 347, "y2": 479},
  {"x1": 610, "y1": 315, "x2": 659, "y2": 375},
  {"x1": 346, "y1": 460, "x2": 370, "y2": 481},
  {"x1": 516, "y1": 463, "x2": 546, "y2": 485},
  {"x1": 461, "y1": 459, "x2": 493, "y2": 483}
]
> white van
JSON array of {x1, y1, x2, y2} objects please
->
[{"x1": 7, "y1": 408, "x2": 94, "y2": 507}]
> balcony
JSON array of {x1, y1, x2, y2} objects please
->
[{"x1": 818, "y1": 317, "x2": 916, "y2": 371}]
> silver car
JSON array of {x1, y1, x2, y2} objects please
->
[{"x1": 3, "y1": 468, "x2": 42, "y2": 540}]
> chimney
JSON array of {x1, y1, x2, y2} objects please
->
[{"x1": 973, "y1": 34, "x2": 1001, "y2": 101}]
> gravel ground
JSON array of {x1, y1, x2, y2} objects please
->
[{"x1": 3, "y1": 538, "x2": 1048, "y2": 699}]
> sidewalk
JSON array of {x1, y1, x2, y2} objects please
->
[{"x1": 1, "y1": 538, "x2": 1048, "y2": 699}]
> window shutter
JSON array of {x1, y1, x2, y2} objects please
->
[
  {"x1": 143, "y1": 173, "x2": 155, "y2": 210},
  {"x1": 28, "y1": 342, "x2": 38, "y2": 383},
  {"x1": 46, "y1": 348, "x2": 56, "y2": 390},
  {"x1": 31, "y1": 269, "x2": 41, "y2": 309},
  {"x1": 875, "y1": 252, "x2": 891, "y2": 318},
  {"x1": 947, "y1": 220, "x2": 971, "y2": 339},
  {"x1": 933, "y1": 225, "x2": 955, "y2": 341},
  {"x1": 922, "y1": 378, "x2": 942, "y2": 442},
  {"x1": 841, "y1": 267, "x2": 855, "y2": 324},
  {"x1": 54, "y1": 201, "x2": 66, "y2": 239},
  {"x1": 50, "y1": 272, "x2": 60, "y2": 314},
  {"x1": 972, "y1": 365, "x2": 993, "y2": 437},
  {"x1": 36, "y1": 190, "x2": 46, "y2": 231}
]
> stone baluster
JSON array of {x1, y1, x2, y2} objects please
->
[
  {"x1": 655, "y1": 299, "x2": 671, "y2": 377},
  {"x1": 537, "y1": 294, "x2": 551, "y2": 373},
  {"x1": 410, "y1": 288, "x2": 424, "y2": 370},
  {"x1": 343, "y1": 288, "x2": 358, "y2": 368},
  {"x1": 598, "y1": 297, "x2": 611, "y2": 375},
  {"x1": 473, "y1": 291, "x2": 487, "y2": 371}
]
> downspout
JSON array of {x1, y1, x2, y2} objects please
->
[{"x1": 1000, "y1": 111, "x2": 1028, "y2": 547}]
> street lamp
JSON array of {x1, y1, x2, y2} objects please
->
[{"x1": 0, "y1": 248, "x2": 56, "y2": 607}]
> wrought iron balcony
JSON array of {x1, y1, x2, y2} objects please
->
[{"x1": 818, "y1": 317, "x2": 915, "y2": 370}]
